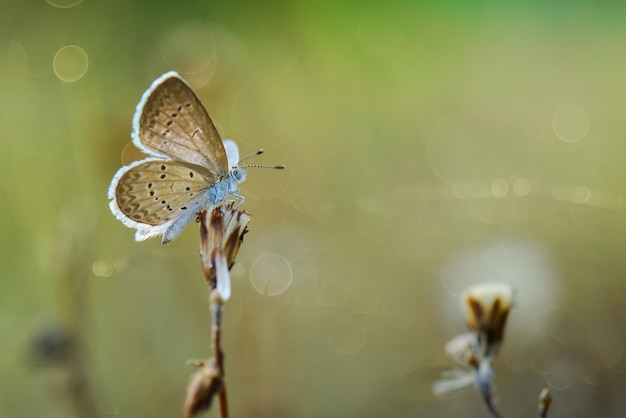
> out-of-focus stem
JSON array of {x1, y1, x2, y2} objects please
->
[
  {"x1": 472, "y1": 360, "x2": 501, "y2": 418},
  {"x1": 57, "y1": 217, "x2": 98, "y2": 418},
  {"x1": 537, "y1": 387, "x2": 552, "y2": 418},
  {"x1": 482, "y1": 392, "x2": 502, "y2": 418}
]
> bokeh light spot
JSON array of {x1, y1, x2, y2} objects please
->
[
  {"x1": 92, "y1": 260, "x2": 113, "y2": 277},
  {"x1": 491, "y1": 178, "x2": 508, "y2": 199},
  {"x1": 53, "y1": 45, "x2": 88, "y2": 82},
  {"x1": 513, "y1": 177, "x2": 531, "y2": 196},
  {"x1": 161, "y1": 22, "x2": 216, "y2": 75},
  {"x1": 0, "y1": 41, "x2": 29, "y2": 84},
  {"x1": 574, "y1": 186, "x2": 591, "y2": 204},
  {"x1": 553, "y1": 105, "x2": 589, "y2": 143},
  {"x1": 46, "y1": 0, "x2": 83, "y2": 8},
  {"x1": 249, "y1": 253, "x2": 293, "y2": 296}
]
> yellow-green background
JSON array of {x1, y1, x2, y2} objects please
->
[{"x1": 2, "y1": 1, "x2": 626, "y2": 417}]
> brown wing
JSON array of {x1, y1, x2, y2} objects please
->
[
  {"x1": 132, "y1": 72, "x2": 229, "y2": 176},
  {"x1": 111, "y1": 158, "x2": 217, "y2": 226}
]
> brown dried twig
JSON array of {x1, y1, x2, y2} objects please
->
[{"x1": 184, "y1": 205, "x2": 250, "y2": 418}]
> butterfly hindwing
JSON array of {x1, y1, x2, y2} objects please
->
[{"x1": 109, "y1": 158, "x2": 217, "y2": 228}]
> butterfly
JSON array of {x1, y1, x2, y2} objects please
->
[{"x1": 108, "y1": 71, "x2": 284, "y2": 244}]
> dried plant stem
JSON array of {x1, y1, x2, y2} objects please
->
[
  {"x1": 201, "y1": 208, "x2": 230, "y2": 418},
  {"x1": 211, "y1": 294, "x2": 228, "y2": 418},
  {"x1": 185, "y1": 206, "x2": 249, "y2": 418},
  {"x1": 65, "y1": 341, "x2": 97, "y2": 418},
  {"x1": 472, "y1": 361, "x2": 501, "y2": 418},
  {"x1": 482, "y1": 394, "x2": 502, "y2": 418},
  {"x1": 537, "y1": 388, "x2": 552, "y2": 418}
]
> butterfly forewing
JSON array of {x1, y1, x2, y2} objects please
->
[
  {"x1": 113, "y1": 159, "x2": 217, "y2": 226},
  {"x1": 134, "y1": 73, "x2": 229, "y2": 176}
]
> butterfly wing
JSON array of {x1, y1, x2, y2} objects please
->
[
  {"x1": 132, "y1": 72, "x2": 229, "y2": 177},
  {"x1": 108, "y1": 158, "x2": 218, "y2": 242},
  {"x1": 222, "y1": 139, "x2": 240, "y2": 168}
]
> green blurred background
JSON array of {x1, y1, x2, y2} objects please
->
[{"x1": 2, "y1": 1, "x2": 626, "y2": 417}]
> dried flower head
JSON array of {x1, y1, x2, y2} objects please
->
[
  {"x1": 462, "y1": 281, "x2": 514, "y2": 357},
  {"x1": 434, "y1": 282, "x2": 515, "y2": 418},
  {"x1": 183, "y1": 360, "x2": 222, "y2": 418},
  {"x1": 199, "y1": 204, "x2": 250, "y2": 301}
]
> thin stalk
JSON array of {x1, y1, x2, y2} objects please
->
[
  {"x1": 537, "y1": 388, "x2": 552, "y2": 418},
  {"x1": 211, "y1": 296, "x2": 228, "y2": 418}
]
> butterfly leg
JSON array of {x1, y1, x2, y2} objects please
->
[{"x1": 230, "y1": 189, "x2": 246, "y2": 207}]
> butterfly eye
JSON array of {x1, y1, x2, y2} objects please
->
[{"x1": 231, "y1": 168, "x2": 245, "y2": 182}]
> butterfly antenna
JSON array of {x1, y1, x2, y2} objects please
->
[
  {"x1": 241, "y1": 163, "x2": 286, "y2": 170},
  {"x1": 237, "y1": 149, "x2": 285, "y2": 169},
  {"x1": 237, "y1": 149, "x2": 264, "y2": 164}
]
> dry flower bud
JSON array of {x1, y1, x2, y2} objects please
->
[
  {"x1": 199, "y1": 204, "x2": 250, "y2": 289},
  {"x1": 183, "y1": 361, "x2": 222, "y2": 418},
  {"x1": 462, "y1": 281, "x2": 514, "y2": 357},
  {"x1": 539, "y1": 387, "x2": 552, "y2": 406},
  {"x1": 537, "y1": 387, "x2": 552, "y2": 418}
]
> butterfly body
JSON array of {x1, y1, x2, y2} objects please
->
[
  {"x1": 108, "y1": 72, "x2": 261, "y2": 244},
  {"x1": 209, "y1": 166, "x2": 247, "y2": 203}
]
